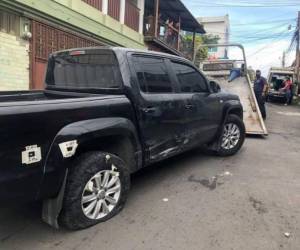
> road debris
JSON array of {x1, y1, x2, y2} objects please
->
[
  {"x1": 162, "y1": 198, "x2": 169, "y2": 202},
  {"x1": 188, "y1": 171, "x2": 233, "y2": 191},
  {"x1": 284, "y1": 232, "x2": 291, "y2": 238},
  {"x1": 188, "y1": 175, "x2": 221, "y2": 190},
  {"x1": 222, "y1": 171, "x2": 233, "y2": 177},
  {"x1": 249, "y1": 196, "x2": 268, "y2": 214}
]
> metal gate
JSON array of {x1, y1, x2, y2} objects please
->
[
  {"x1": 31, "y1": 21, "x2": 102, "y2": 89},
  {"x1": 83, "y1": 0, "x2": 102, "y2": 11},
  {"x1": 108, "y1": 0, "x2": 120, "y2": 20}
]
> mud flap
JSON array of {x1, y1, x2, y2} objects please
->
[
  {"x1": 207, "y1": 137, "x2": 222, "y2": 151},
  {"x1": 42, "y1": 170, "x2": 68, "y2": 229}
]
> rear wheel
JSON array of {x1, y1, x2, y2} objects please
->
[
  {"x1": 58, "y1": 152, "x2": 130, "y2": 230},
  {"x1": 216, "y1": 114, "x2": 245, "y2": 156}
]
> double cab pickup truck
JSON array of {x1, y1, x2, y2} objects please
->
[{"x1": 0, "y1": 47, "x2": 245, "y2": 230}]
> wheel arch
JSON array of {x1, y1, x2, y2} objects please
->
[
  {"x1": 76, "y1": 134, "x2": 139, "y2": 174},
  {"x1": 206, "y1": 101, "x2": 244, "y2": 152},
  {"x1": 220, "y1": 101, "x2": 244, "y2": 135},
  {"x1": 228, "y1": 107, "x2": 243, "y2": 120},
  {"x1": 40, "y1": 117, "x2": 142, "y2": 198},
  {"x1": 39, "y1": 117, "x2": 142, "y2": 228}
]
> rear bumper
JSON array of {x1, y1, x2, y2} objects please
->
[{"x1": 268, "y1": 92, "x2": 286, "y2": 100}]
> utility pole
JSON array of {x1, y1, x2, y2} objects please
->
[
  {"x1": 282, "y1": 51, "x2": 286, "y2": 68},
  {"x1": 296, "y1": 11, "x2": 300, "y2": 86},
  {"x1": 154, "y1": 0, "x2": 160, "y2": 37}
]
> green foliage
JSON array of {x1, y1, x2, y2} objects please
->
[
  {"x1": 202, "y1": 34, "x2": 220, "y2": 45},
  {"x1": 181, "y1": 33, "x2": 220, "y2": 65},
  {"x1": 181, "y1": 33, "x2": 206, "y2": 61},
  {"x1": 194, "y1": 34, "x2": 220, "y2": 66}
]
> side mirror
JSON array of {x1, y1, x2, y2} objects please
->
[{"x1": 210, "y1": 81, "x2": 221, "y2": 93}]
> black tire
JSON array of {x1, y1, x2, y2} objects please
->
[
  {"x1": 216, "y1": 114, "x2": 245, "y2": 157},
  {"x1": 58, "y1": 152, "x2": 130, "y2": 230}
]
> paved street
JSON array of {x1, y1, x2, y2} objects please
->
[{"x1": 0, "y1": 103, "x2": 300, "y2": 250}]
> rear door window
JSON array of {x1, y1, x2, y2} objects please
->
[
  {"x1": 132, "y1": 56, "x2": 174, "y2": 93},
  {"x1": 46, "y1": 50, "x2": 122, "y2": 89},
  {"x1": 171, "y1": 61, "x2": 208, "y2": 93}
]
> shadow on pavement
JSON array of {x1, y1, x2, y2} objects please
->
[{"x1": 0, "y1": 148, "x2": 210, "y2": 240}]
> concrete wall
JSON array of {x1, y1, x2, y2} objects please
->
[
  {"x1": 198, "y1": 15, "x2": 230, "y2": 59},
  {"x1": 0, "y1": 0, "x2": 145, "y2": 49},
  {"x1": 205, "y1": 22, "x2": 228, "y2": 58},
  {"x1": 0, "y1": 0, "x2": 146, "y2": 91},
  {"x1": 0, "y1": 32, "x2": 29, "y2": 91}
]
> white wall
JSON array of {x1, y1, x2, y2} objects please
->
[
  {"x1": 0, "y1": 32, "x2": 30, "y2": 91},
  {"x1": 199, "y1": 15, "x2": 230, "y2": 59}
]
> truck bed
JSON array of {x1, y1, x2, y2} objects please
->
[{"x1": 0, "y1": 90, "x2": 95, "y2": 103}]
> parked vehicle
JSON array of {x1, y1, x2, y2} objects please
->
[
  {"x1": 196, "y1": 44, "x2": 268, "y2": 136},
  {"x1": 266, "y1": 67, "x2": 296, "y2": 103},
  {"x1": 0, "y1": 47, "x2": 245, "y2": 230}
]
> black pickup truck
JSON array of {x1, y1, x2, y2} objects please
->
[{"x1": 0, "y1": 47, "x2": 245, "y2": 230}]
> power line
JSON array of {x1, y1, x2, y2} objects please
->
[
  {"x1": 205, "y1": 25, "x2": 295, "y2": 36},
  {"x1": 187, "y1": 0, "x2": 300, "y2": 8},
  {"x1": 231, "y1": 18, "x2": 297, "y2": 26},
  {"x1": 190, "y1": 4, "x2": 300, "y2": 8},
  {"x1": 235, "y1": 26, "x2": 295, "y2": 39},
  {"x1": 203, "y1": 22, "x2": 295, "y2": 39},
  {"x1": 249, "y1": 33, "x2": 290, "y2": 56},
  {"x1": 238, "y1": 31, "x2": 294, "y2": 43},
  {"x1": 288, "y1": 30, "x2": 298, "y2": 52},
  {"x1": 247, "y1": 30, "x2": 291, "y2": 58}
]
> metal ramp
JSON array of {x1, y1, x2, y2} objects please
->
[{"x1": 195, "y1": 44, "x2": 268, "y2": 136}]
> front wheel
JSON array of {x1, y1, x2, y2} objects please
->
[
  {"x1": 58, "y1": 152, "x2": 130, "y2": 230},
  {"x1": 216, "y1": 114, "x2": 245, "y2": 156}
]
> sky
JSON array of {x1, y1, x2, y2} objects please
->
[{"x1": 182, "y1": 0, "x2": 299, "y2": 76}]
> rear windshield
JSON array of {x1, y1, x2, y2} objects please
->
[{"x1": 45, "y1": 50, "x2": 123, "y2": 89}]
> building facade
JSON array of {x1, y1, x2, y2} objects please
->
[
  {"x1": 197, "y1": 15, "x2": 230, "y2": 59},
  {"x1": 144, "y1": 0, "x2": 205, "y2": 61},
  {"x1": 0, "y1": 10, "x2": 30, "y2": 91},
  {"x1": 0, "y1": 0, "x2": 145, "y2": 90}
]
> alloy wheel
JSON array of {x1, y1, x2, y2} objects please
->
[
  {"x1": 221, "y1": 123, "x2": 241, "y2": 150},
  {"x1": 81, "y1": 168, "x2": 121, "y2": 220}
]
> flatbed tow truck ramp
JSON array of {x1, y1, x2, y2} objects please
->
[{"x1": 195, "y1": 44, "x2": 268, "y2": 136}]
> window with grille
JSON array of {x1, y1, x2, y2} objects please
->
[
  {"x1": 82, "y1": 0, "x2": 102, "y2": 11},
  {"x1": 0, "y1": 10, "x2": 20, "y2": 36}
]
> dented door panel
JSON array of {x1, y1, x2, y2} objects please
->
[{"x1": 137, "y1": 93, "x2": 186, "y2": 163}]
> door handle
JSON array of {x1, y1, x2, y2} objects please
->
[
  {"x1": 185, "y1": 104, "x2": 194, "y2": 110},
  {"x1": 142, "y1": 107, "x2": 157, "y2": 113}
]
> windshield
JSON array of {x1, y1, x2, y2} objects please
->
[{"x1": 45, "y1": 50, "x2": 123, "y2": 89}]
